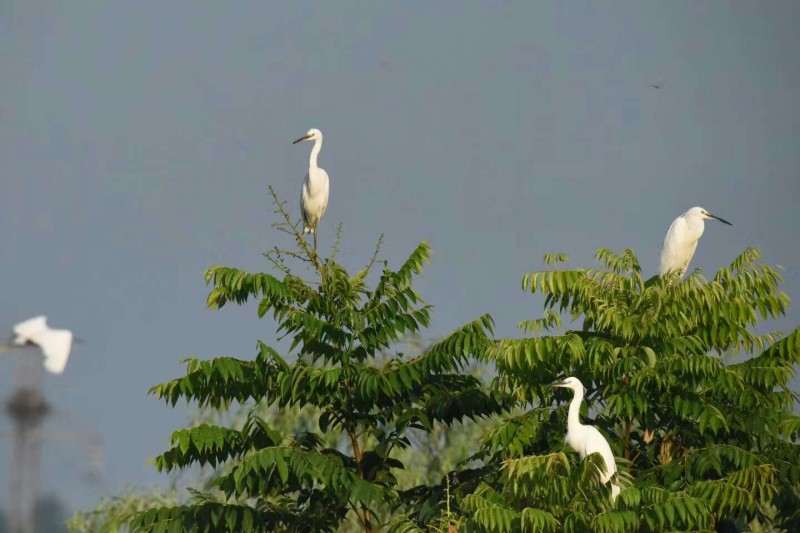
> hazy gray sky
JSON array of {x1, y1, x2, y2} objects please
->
[{"x1": 2, "y1": 1, "x2": 799, "y2": 512}]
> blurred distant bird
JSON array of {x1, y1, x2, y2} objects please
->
[
  {"x1": 292, "y1": 128, "x2": 330, "y2": 253},
  {"x1": 650, "y1": 84, "x2": 662, "y2": 89},
  {"x1": 659, "y1": 206, "x2": 732, "y2": 278},
  {"x1": 552, "y1": 376, "x2": 620, "y2": 501},
  {"x1": 12, "y1": 316, "x2": 73, "y2": 374}
]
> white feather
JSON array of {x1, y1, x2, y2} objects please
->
[
  {"x1": 659, "y1": 206, "x2": 731, "y2": 277},
  {"x1": 294, "y1": 128, "x2": 330, "y2": 236},
  {"x1": 554, "y1": 376, "x2": 620, "y2": 502},
  {"x1": 13, "y1": 315, "x2": 74, "y2": 374}
]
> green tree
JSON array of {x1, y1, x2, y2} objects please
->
[
  {"x1": 67, "y1": 404, "x2": 333, "y2": 533},
  {"x1": 69, "y1": 339, "x2": 491, "y2": 532},
  {"x1": 128, "y1": 190, "x2": 505, "y2": 532},
  {"x1": 458, "y1": 248, "x2": 800, "y2": 532},
  {"x1": 71, "y1": 376, "x2": 491, "y2": 533},
  {"x1": 67, "y1": 488, "x2": 180, "y2": 533}
]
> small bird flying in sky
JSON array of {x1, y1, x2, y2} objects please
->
[{"x1": 12, "y1": 315, "x2": 74, "y2": 374}]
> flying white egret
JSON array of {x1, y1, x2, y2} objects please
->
[
  {"x1": 292, "y1": 128, "x2": 330, "y2": 253},
  {"x1": 552, "y1": 376, "x2": 620, "y2": 501},
  {"x1": 12, "y1": 315, "x2": 74, "y2": 374},
  {"x1": 659, "y1": 206, "x2": 732, "y2": 278}
]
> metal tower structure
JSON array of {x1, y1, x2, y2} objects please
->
[
  {"x1": 5, "y1": 345, "x2": 49, "y2": 533},
  {"x1": 2, "y1": 323, "x2": 99, "y2": 533}
]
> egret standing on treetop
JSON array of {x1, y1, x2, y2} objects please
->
[
  {"x1": 293, "y1": 128, "x2": 329, "y2": 253},
  {"x1": 552, "y1": 376, "x2": 620, "y2": 501},
  {"x1": 659, "y1": 206, "x2": 732, "y2": 278}
]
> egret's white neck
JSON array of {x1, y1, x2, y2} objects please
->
[
  {"x1": 568, "y1": 386, "x2": 584, "y2": 429},
  {"x1": 309, "y1": 137, "x2": 323, "y2": 171},
  {"x1": 684, "y1": 215, "x2": 705, "y2": 241}
]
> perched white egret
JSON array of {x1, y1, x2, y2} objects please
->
[
  {"x1": 12, "y1": 315, "x2": 73, "y2": 374},
  {"x1": 552, "y1": 376, "x2": 620, "y2": 501},
  {"x1": 659, "y1": 206, "x2": 732, "y2": 278},
  {"x1": 292, "y1": 128, "x2": 330, "y2": 253}
]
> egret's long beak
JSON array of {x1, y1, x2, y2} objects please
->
[
  {"x1": 708, "y1": 213, "x2": 733, "y2": 226},
  {"x1": 550, "y1": 379, "x2": 567, "y2": 388},
  {"x1": 292, "y1": 134, "x2": 312, "y2": 144}
]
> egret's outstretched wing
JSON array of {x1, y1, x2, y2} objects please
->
[
  {"x1": 39, "y1": 329, "x2": 73, "y2": 374},
  {"x1": 14, "y1": 316, "x2": 47, "y2": 345},
  {"x1": 13, "y1": 315, "x2": 48, "y2": 345}
]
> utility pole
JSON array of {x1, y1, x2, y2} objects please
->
[
  {"x1": 5, "y1": 345, "x2": 48, "y2": 533},
  {"x1": 2, "y1": 316, "x2": 91, "y2": 533}
]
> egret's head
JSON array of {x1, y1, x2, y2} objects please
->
[
  {"x1": 689, "y1": 207, "x2": 732, "y2": 226},
  {"x1": 551, "y1": 376, "x2": 585, "y2": 393},
  {"x1": 292, "y1": 128, "x2": 323, "y2": 144}
]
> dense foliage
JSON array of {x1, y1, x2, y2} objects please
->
[
  {"x1": 129, "y1": 198, "x2": 506, "y2": 533},
  {"x1": 69, "y1": 489, "x2": 180, "y2": 533},
  {"x1": 454, "y1": 248, "x2": 800, "y2": 533},
  {"x1": 124, "y1": 189, "x2": 800, "y2": 532}
]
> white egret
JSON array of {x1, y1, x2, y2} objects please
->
[
  {"x1": 12, "y1": 315, "x2": 73, "y2": 374},
  {"x1": 552, "y1": 376, "x2": 620, "y2": 501},
  {"x1": 292, "y1": 128, "x2": 330, "y2": 253},
  {"x1": 659, "y1": 206, "x2": 732, "y2": 278}
]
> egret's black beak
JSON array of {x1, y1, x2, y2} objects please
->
[
  {"x1": 292, "y1": 134, "x2": 312, "y2": 144},
  {"x1": 550, "y1": 379, "x2": 566, "y2": 388},
  {"x1": 708, "y1": 213, "x2": 733, "y2": 226}
]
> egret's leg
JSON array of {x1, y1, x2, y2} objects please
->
[{"x1": 313, "y1": 232, "x2": 318, "y2": 254}]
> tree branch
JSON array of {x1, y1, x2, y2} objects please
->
[{"x1": 267, "y1": 185, "x2": 325, "y2": 279}]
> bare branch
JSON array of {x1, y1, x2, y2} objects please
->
[
  {"x1": 331, "y1": 222, "x2": 344, "y2": 261},
  {"x1": 263, "y1": 247, "x2": 292, "y2": 276},
  {"x1": 267, "y1": 186, "x2": 325, "y2": 279},
  {"x1": 363, "y1": 234, "x2": 384, "y2": 277}
]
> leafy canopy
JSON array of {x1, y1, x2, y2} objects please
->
[
  {"x1": 129, "y1": 190, "x2": 506, "y2": 532},
  {"x1": 459, "y1": 248, "x2": 800, "y2": 533},
  {"x1": 126, "y1": 185, "x2": 800, "y2": 532}
]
